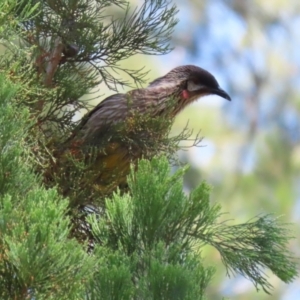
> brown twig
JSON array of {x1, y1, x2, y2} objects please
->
[
  {"x1": 34, "y1": 37, "x2": 64, "y2": 113},
  {"x1": 44, "y1": 37, "x2": 64, "y2": 87}
]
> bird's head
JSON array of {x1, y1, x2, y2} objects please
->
[{"x1": 148, "y1": 65, "x2": 231, "y2": 110}]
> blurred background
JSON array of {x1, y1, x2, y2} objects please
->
[{"x1": 99, "y1": 0, "x2": 300, "y2": 299}]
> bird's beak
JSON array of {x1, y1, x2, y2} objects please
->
[{"x1": 210, "y1": 87, "x2": 231, "y2": 101}]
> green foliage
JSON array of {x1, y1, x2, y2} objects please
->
[
  {"x1": 0, "y1": 0, "x2": 39, "y2": 31},
  {"x1": 86, "y1": 248, "x2": 134, "y2": 300},
  {"x1": 89, "y1": 156, "x2": 297, "y2": 298},
  {"x1": 201, "y1": 215, "x2": 297, "y2": 293},
  {"x1": 0, "y1": 74, "x2": 93, "y2": 299},
  {"x1": 0, "y1": 73, "x2": 31, "y2": 198},
  {"x1": 0, "y1": 0, "x2": 297, "y2": 299}
]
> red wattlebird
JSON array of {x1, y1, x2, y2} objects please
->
[{"x1": 60, "y1": 65, "x2": 231, "y2": 200}]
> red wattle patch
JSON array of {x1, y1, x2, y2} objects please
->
[{"x1": 181, "y1": 90, "x2": 189, "y2": 99}]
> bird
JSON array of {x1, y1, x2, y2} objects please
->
[{"x1": 58, "y1": 65, "x2": 231, "y2": 202}]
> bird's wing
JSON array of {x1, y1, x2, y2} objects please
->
[
  {"x1": 79, "y1": 93, "x2": 127, "y2": 129},
  {"x1": 70, "y1": 92, "x2": 136, "y2": 146}
]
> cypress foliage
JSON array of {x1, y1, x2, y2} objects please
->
[
  {"x1": 0, "y1": 0, "x2": 297, "y2": 299},
  {"x1": 0, "y1": 73, "x2": 93, "y2": 299},
  {"x1": 88, "y1": 157, "x2": 297, "y2": 297}
]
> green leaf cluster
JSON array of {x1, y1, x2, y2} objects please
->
[
  {"x1": 88, "y1": 157, "x2": 297, "y2": 297},
  {"x1": 0, "y1": 74, "x2": 93, "y2": 299}
]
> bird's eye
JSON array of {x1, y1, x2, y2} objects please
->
[{"x1": 187, "y1": 80, "x2": 205, "y2": 92}]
